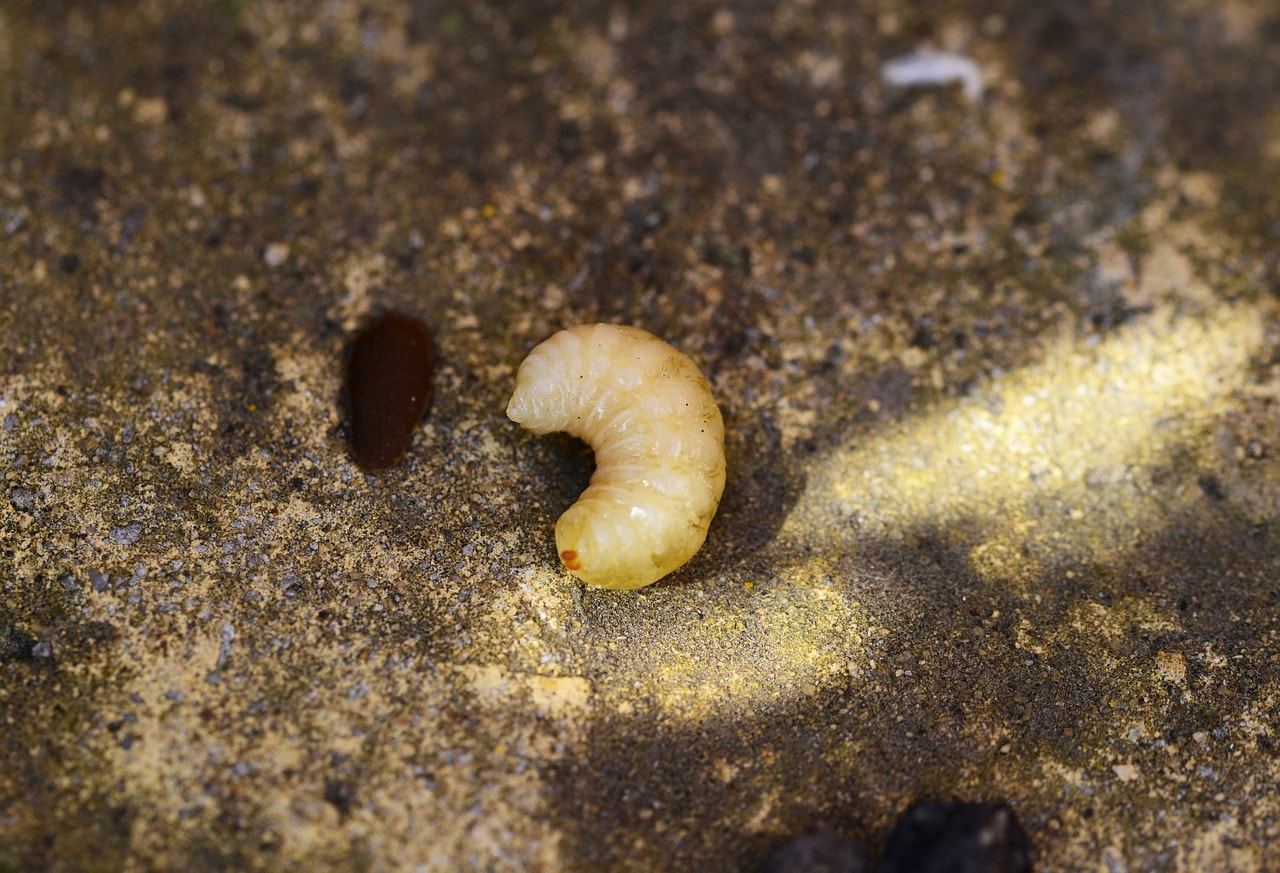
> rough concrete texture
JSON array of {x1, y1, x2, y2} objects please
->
[{"x1": 3, "y1": 1, "x2": 1280, "y2": 870}]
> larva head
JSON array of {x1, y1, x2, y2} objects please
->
[
  {"x1": 555, "y1": 508, "x2": 659, "y2": 589},
  {"x1": 553, "y1": 494, "x2": 710, "y2": 590}
]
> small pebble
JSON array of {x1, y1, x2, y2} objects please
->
[
  {"x1": 874, "y1": 800, "x2": 1031, "y2": 873},
  {"x1": 90, "y1": 569, "x2": 110, "y2": 592},
  {"x1": 263, "y1": 242, "x2": 290, "y2": 267},
  {"x1": 109, "y1": 522, "x2": 143, "y2": 545},
  {"x1": 9, "y1": 486, "x2": 35, "y2": 514}
]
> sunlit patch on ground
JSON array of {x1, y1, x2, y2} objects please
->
[{"x1": 797, "y1": 302, "x2": 1266, "y2": 577}]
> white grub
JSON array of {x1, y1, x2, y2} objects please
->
[
  {"x1": 507, "y1": 324, "x2": 726, "y2": 590},
  {"x1": 880, "y1": 49, "x2": 983, "y2": 101}
]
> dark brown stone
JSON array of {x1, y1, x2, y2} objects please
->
[{"x1": 346, "y1": 312, "x2": 434, "y2": 472}]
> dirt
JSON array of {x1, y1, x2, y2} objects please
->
[{"x1": 2, "y1": 1, "x2": 1280, "y2": 870}]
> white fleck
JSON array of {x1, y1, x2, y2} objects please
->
[
  {"x1": 1112, "y1": 763, "x2": 1140, "y2": 783},
  {"x1": 263, "y1": 243, "x2": 290, "y2": 267},
  {"x1": 881, "y1": 49, "x2": 984, "y2": 101},
  {"x1": 109, "y1": 522, "x2": 143, "y2": 545}
]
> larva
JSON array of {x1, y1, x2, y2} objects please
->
[{"x1": 507, "y1": 324, "x2": 726, "y2": 589}]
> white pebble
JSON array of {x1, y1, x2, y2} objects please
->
[{"x1": 263, "y1": 243, "x2": 290, "y2": 268}]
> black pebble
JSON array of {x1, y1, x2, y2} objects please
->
[
  {"x1": 346, "y1": 312, "x2": 434, "y2": 472},
  {"x1": 758, "y1": 829, "x2": 870, "y2": 873},
  {"x1": 875, "y1": 800, "x2": 1031, "y2": 873}
]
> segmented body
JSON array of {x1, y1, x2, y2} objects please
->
[{"x1": 507, "y1": 324, "x2": 726, "y2": 589}]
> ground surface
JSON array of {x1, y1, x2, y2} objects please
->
[{"x1": 3, "y1": 1, "x2": 1280, "y2": 870}]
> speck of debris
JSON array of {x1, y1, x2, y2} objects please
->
[
  {"x1": 323, "y1": 778, "x2": 357, "y2": 820},
  {"x1": 1197, "y1": 474, "x2": 1226, "y2": 502},
  {"x1": 89, "y1": 569, "x2": 110, "y2": 592},
  {"x1": 109, "y1": 523, "x2": 143, "y2": 545},
  {"x1": 264, "y1": 242, "x2": 290, "y2": 267},
  {"x1": 9, "y1": 486, "x2": 36, "y2": 514}
]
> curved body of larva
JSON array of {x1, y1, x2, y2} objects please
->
[{"x1": 507, "y1": 324, "x2": 726, "y2": 589}]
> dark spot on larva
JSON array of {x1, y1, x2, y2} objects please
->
[
  {"x1": 560, "y1": 550, "x2": 582, "y2": 570},
  {"x1": 346, "y1": 312, "x2": 434, "y2": 472}
]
